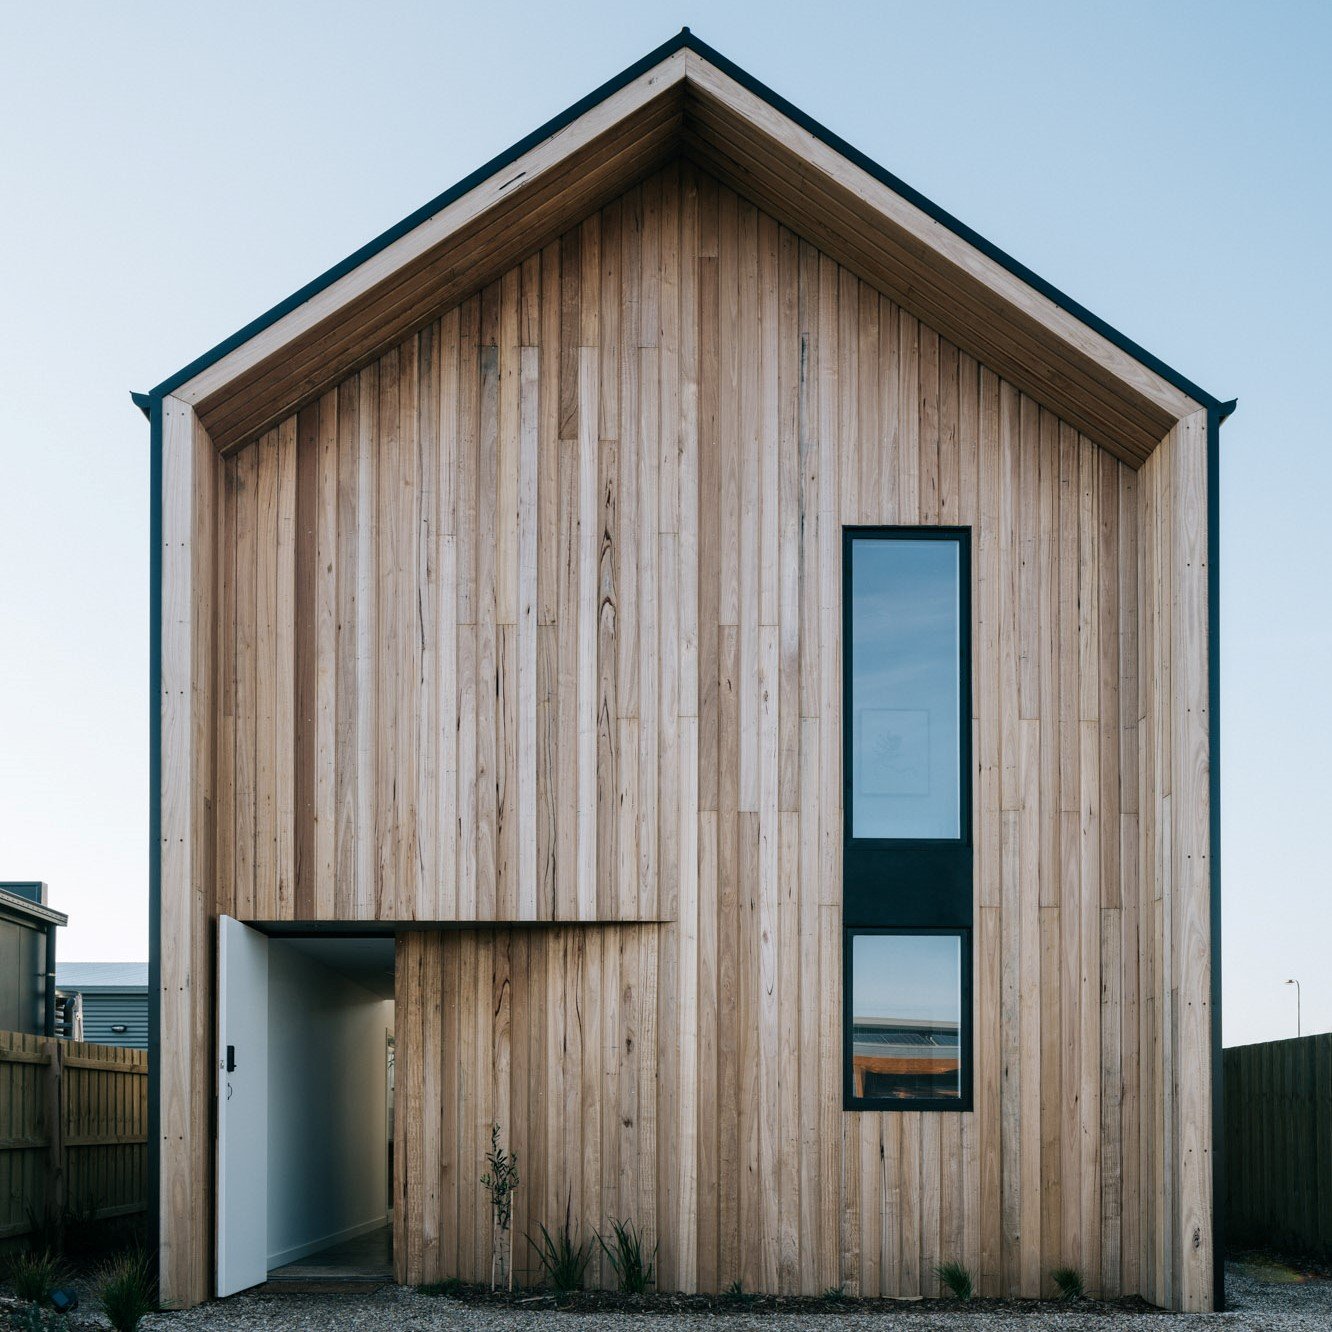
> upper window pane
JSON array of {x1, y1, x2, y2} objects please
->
[
  {"x1": 850, "y1": 932, "x2": 962, "y2": 1103},
  {"x1": 850, "y1": 537, "x2": 961, "y2": 839}
]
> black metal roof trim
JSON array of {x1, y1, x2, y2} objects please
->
[
  {"x1": 1206, "y1": 398, "x2": 1225, "y2": 1310},
  {"x1": 146, "y1": 392, "x2": 162, "y2": 1268},
  {"x1": 141, "y1": 29, "x2": 1227, "y2": 415},
  {"x1": 0, "y1": 885, "x2": 68, "y2": 928},
  {"x1": 682, "y1": 30, "x2": 1227, "y2": 413},
  {"x1": 145, "y1": 29, "x2": 697, "y2": 402}
]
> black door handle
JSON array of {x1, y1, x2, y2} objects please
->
[{"x1": 226, "y1": 1044, "x2": 236, "y2": 1073}]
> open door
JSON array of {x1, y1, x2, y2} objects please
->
[{"x1": 216, "y1": 916, "x2": 268, "y2": 1297}]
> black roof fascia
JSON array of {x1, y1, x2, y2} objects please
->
[
  {"x1": 140, "y1": 28, "x2": 1227, "y2": 415},
  {"x1": 0, "y1": 887, "x2": 68, "y2": 929},
  {"x1": 680, "y1": 30, "x2": 1226, "y2": 413},
  {"x1": 144, "y1": 28, "x2": 695, "y2": 403}
]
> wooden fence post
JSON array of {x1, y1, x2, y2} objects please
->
[
  {"x1": 2, "y1": 1034, "x2": 148, "y2": 1245},
  {"x1": 44, "y1": 1038, "x2": 65, "y2": 1246}
]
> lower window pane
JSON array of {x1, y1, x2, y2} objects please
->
[{"x1": 850, "y1": 932, "x2": 963, "y2": 1103}]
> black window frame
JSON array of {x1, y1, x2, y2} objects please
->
[
  {"x1": 843, "y1": 925, "x2": 973, "y2": 1113},
  {"x1": 841, "y1": 526, "x2": 974, "y2": 1112}
]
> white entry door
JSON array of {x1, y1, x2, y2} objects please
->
[{"x1": 216, "y1": 916, "x2": 268, "y2": 1297}]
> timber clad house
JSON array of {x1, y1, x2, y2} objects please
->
[{"x1": 142, "y1": 32, "x2": 1231, "y2": 1313}]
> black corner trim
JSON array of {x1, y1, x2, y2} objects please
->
[
  {"x1": 147, "y1": 396, "x2": 162, "y2": 1272},
  {"x1": 142, "y1": 28, "x2": 1228, "y2": 415},
  {"x1": 1208, "y1": 399, "x2": 1229, "y2": 1310}
]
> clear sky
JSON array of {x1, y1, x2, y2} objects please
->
[{"x1": 1, "y1": 1, "x2": 1327, "y2": 1047}]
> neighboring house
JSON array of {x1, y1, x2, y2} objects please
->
[
  {"x1": 0, "y1": 881, "x2": 66, "y2": 1036},
  {"x1": 140, "y1": 32, "x2": 1230, "y2": 1313},
  {"x1": 56, "y1": 963, "x2": 149, "y2": 1049}
]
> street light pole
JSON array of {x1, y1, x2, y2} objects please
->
[{"x1": 1285, "y1": 978, "x2": 1302, "y2": 1038}]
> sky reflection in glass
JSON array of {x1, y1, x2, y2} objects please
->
[
  {"x1": 850, "y1": 932, "x2": 962, "y2": 1101},
  {"x1": 852, "y1": 932, "x2": 961, "y2": 1025},
  {"x1": 850, "y1": 538, "x2": 960, "y2": 839}
]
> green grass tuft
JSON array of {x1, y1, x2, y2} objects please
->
[
  {"x1": 97, "y1": 1249, "x2": 157, "y2": 1332},
  {"x1": 597, "y1": 1218, "x2": 657, "y2": 1294},
  {"x1": 1052, "y1": 1265, "x2": 1086, "y2": 1301},
  {"x1": 935, "y1": 1259, "x2": 975, "y2": 1301},
  {"x1": 5, "y1": 1249, "x2": 68, "y2": 1305},
  {"x1": 528, "y1": 1216, "x2": 595, "y2": 1293}
]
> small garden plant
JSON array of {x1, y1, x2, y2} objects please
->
[
  {"x1": 529, "y1": 1209, "x2": 594, "y2": 1293},
  {"x1": 1052, "y1": 1264, "x2": 1086, "y2": 1301},
  {"x1": 5, "y1": 1248, "x2": 68, "y2": 1305},
  {"x1": 724, "y1": 1278, "x2": 757, "y2": 1306},
  {"x1": 97, "y1": 1248, "x2": 157, "y2": 1332},
  {"x1": 479, "y1": 1123, "x2": 519, "y2": 1291},
  {"x1": 934, "y1": 1259, "x2": 975, "y2": 1301},
  {"x1": 597, "y1": 1218, "x2": 656, "y2": 1294}
]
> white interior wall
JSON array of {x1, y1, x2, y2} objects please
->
[{"x1": 266, "y1": 940, "x2": 393, "y2": 1267}]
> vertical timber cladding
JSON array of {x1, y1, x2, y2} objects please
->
[
  {"x1": 210, "y1": 161, "x2": 1203, "y2": 1300},
  {"x1": 1137, "y1": 411, "x2": 1212, "y2": 1311},
  {"x1": 160, "y1": 397, "x2": 215, "y2": 1310}
]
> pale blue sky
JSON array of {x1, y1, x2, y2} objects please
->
[{"x1": 1, "y1": 1, "x2": 1327, "y2": 1046}]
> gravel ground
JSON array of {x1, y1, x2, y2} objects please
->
[
  {"x1": 119, "y1": 1263, "x2": 1332, "y2": 1332},
  {"x1": 6, "y1": 1261, "x2": 1329, "y2": 1331}
]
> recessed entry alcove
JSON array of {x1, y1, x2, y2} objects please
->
[{"x1": 216, "y1": 924, "x2": 395, "y2": 1291}]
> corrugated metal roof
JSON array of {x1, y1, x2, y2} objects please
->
[{"x1": 56, "y1": 962, "x2": 149, "y2": 991}]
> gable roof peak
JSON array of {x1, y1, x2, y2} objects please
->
[{"x1": 144, "y1": 30, "x2": 1226, "y2": 463}]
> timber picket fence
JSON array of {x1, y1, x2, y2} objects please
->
[
  {"x1": 0, "y1": 1030, "x2": 148, "y2": 1243},
  {"x1": 1224, "y1": 1032, "x2": 1332, "y2": 1258}
]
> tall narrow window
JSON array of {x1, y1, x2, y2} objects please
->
[{"x1": 843, "y1": 528, "x2": 972, "y2": 1111}]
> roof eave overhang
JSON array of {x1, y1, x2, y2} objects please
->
[
  {"x1": 145, "y1": 30, "x2": 1225, "y2": 465},
  {"x1": 0, "y1": 890, "x2": 68, "y2": 929}
]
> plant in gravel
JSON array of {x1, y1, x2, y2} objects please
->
[
  {"x1": 934, "y1": 1260, "x2": 975, "y2": 1302},
  {"x1": 480, "y1": 1123, "x2": 520, "y2": 1291},
  {"x1": 597, "y1": 1218, "x2": 657, "y2": 1295},
  {"x1": 723, "y1": 1279, "x2": 757, "y2": 1306},
  {"x1": 821, "y1": 1285, "x2": 847, "y2": 1302},
  {"x1": 418, "y1": 1277, "x2": 465, "y2": 1297},
  {"x1": 97, "y1": 1249, "x2": 157, "y2": 1332},
  {"x1": 5, "y1": 1249, "x2": 68, "y2": 1305},
  {"x1": 1052, "y1": 1265, "x2": 1086, "y2": 1301},
  {"x1": 528, "y1": 1209, "x2": 594, "y2": 1293}
]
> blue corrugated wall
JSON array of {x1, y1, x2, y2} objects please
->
[{"x1": 79, "y1": 991, "x2": 149, "y2": 1049}]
